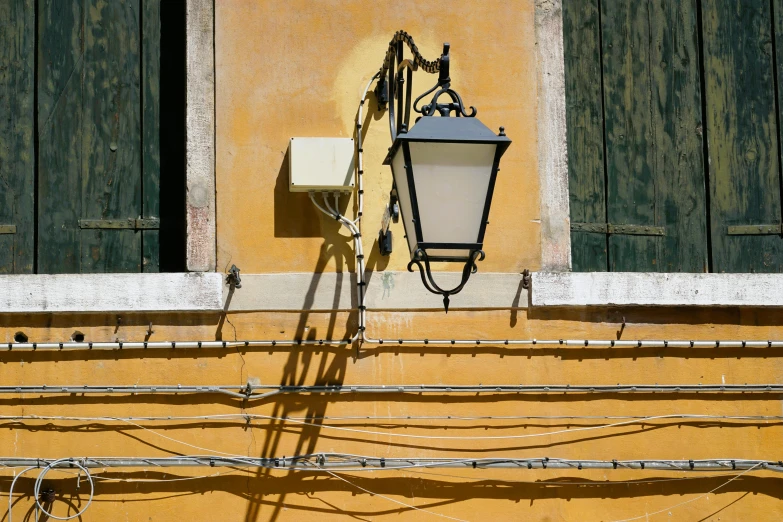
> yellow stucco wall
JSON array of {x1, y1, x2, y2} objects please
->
[
  {"x1": 215, "y1": 0, "x2": 539, "y2": 274},
  {"x1": 1, "y1": 1, "x2": 782, "y2": 521}
]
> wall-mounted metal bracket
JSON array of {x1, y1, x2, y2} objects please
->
[
  {"x1": 727, "y1": 224, "x2": 783, "y2": 235},
  {"x1": 379, "y1": 230, "x2": 393, "y2": 256},
  {"x1": 389, "y1": 188, "x2": 399, "y2": 223},
  {"x1": 78, "y1": 218, "x2": 160, "y2": 230},
  {"x1": 571, "y1": 222, "x2": 665, "y2": 236},
  {"x1": 374, "y1": 76, "x2": 389, "y2": 111},
  {"x1": 522, "y1": 269, "x2": 531, "y2": 290},
  {"x1": 378, "y1": 188, "x2": 398, "y2": 257},
  {"x1": 227, "y1": 264, "x2": 242, "y2": 288}
]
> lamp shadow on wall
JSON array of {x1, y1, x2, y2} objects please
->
[
  {"x1": 247, "y1": 90, "x2": 388, "y2": 521},
  {"x1": 248, "y1": 90, "x2": 384, "y2": 519}
]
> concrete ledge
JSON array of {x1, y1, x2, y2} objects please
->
[
  {"x1": 225, "y1": 272, "x2": 529, "y2": 312},
  {"x1": 532, "y1": 272, "x2": 783, "y2": 307},
  {"x1": 0, "y1": 273, "x2": 224, "y2": 313}
]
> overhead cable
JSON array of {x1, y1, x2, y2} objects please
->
[
  {"x1": 1, "y1": 383, "x2": 782, "y2": 400},
  {"x1": 0, "y1": 455, "x2": 780, "y2": 473},
  {"x1": 2, "y1": 414, "x2": 781, "y2": 443}
]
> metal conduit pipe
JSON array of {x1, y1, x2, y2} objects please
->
[
  {"x1": 6, "y1": 339, "x2": 783, "y2": 351},
  {"x1": 0, "y1": 455, "x2": 781, "y2": 473},
  {"x1": 3, "y1": 383, "x2": 783, "y2": 399}
]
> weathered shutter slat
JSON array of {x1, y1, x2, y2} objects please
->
[
  {"x1": 142, "y1": 0, "x2": 161, "y2": 273},
  {"x1": 702, "y1": 0, "x2": 783, "y2": 273},
  {"x1": 601, "y1": 0, "x2": 708, "y2": 272},
  {"x1": 0, "y1": 0, "x2": 35, "y2": 274},
  {"x1": 80, "y1": 0, "x2": 142, "y2": 273},
  {"x1": 37, "y1": 0, "x2": 84, "y2": 274},
  {"x1": 563, "y1": 0, "x2": 607, "y2": 272}
]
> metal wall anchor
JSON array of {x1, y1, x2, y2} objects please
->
[
  {"x1": 521, "y1": 269, "x2": 531, "y2": 290},
  {"x1": 227, "y1": 265, "x2": 242, "y2": 288}
]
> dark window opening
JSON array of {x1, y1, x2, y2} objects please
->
[{"x1": 0, "y1": 0, "x2": 186, "y2": 274}]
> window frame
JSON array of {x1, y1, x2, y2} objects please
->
[{"x1": 0, "y1": 0, "x2": 217, "y2": 315}]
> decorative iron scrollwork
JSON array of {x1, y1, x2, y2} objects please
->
[
  {"x1": 415, "y1": 84, "x2": 477, "y2": 118},
  {"x1": 376, "y1": 34, "x2": 479, "y2": 141},
  {"x1": 407, "y1": 249, "x2": 485, "y2": 313}
]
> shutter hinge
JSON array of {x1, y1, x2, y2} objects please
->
[
  {"x1": 78, "y1": 218, "x2": 160, "y2": 230},
  {"x1": 0, "y1": 225, "x2": 16, "y2": 234},
  {"x1": 727, "y1": 224, "x2": 782, "y2": 235},
  {"x1": 571, "y1": 223, "x2": 665, "y2": 236}
]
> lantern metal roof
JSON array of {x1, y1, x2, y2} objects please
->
[{"x1": 384, "y1": 117, "x2": 512, "y2": 165}]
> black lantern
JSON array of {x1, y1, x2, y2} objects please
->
[{"x1": 376, "y1": 33, "x2": 512, "y2": 311}]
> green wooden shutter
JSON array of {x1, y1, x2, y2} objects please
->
[
  {"x1": 0, "y1": 0, "x2": 35, "y2": 274},
  {"x1": 37, "y1": 0, "x2": 159, "y2": 274},
  {"x1": 702, "y1": 0, "x2": 783, "y2": 273},
  {"x1": 601, "y1": 0, "x2": 708, "y2": 272},
  {"x1": 566, "y1": 0, "x2": 709, "y2": 273},
  {"x1": 564, "y1": 0, "x2": 607, "y2": 272},
  {"x1": 37, "y1": 0, "x2": 83, "y2": 273}
]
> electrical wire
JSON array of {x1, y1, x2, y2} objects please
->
[
  {"x1": 0, "y1": 455, "x2": 778, "y2": 473},
  {"x1": 609, "y1": 462, "x2": 763, "y2": 522},
  {"x1": 323, "y1": 469, "x2": 469, "y2": 522},
  {"x1": 32, "y1": 458, "x2": 94, "y2": 521},
  {"x1": 7, "y1": 460, "x2": 94, "y2": 522},
  {"x1": 8, "y1": 338, "x2": 783, "y2": 351},
  {"x1": 8, "y1": 466, "x2": 36, "y2": 522},
  {"x1": 3, "y1": 383, "x2": 783, "y2": 400},
  {"x1": 3, "y1": 413, "x2": 779, "y2": 443},
  {"x1": 2, "y1": 413, "x2": 782, "y2": 423}
]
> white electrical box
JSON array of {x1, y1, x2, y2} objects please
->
[{"x1": 289, "y1": 137, "x2": 355, "y2": 192}]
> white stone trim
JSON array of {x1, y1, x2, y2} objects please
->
[
  {"x1": 534, "y1": 4, "x2": 783, "y2": 308},
  {"x1": 6, "y1": 270, "x2": 782, "y2": 313},
  {"x1": 531, "y1": 272, "x2": 783, "y2": 307},
  {"x1": 0, "y1": 272, "x2": 528, "y2": 314},
  {"x1": 185, "y1": 0, "x2": 217, "y2": 272},
  {"x1": 535, "y1": 0, "x2": 571, "y2": 271},
  {"x1": 0, "y1": 273, "x2": 224, "y2": 313}
]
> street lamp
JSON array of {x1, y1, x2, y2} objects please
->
[{"x1": 376, "y1": 32, "x2": 512, "y2": 312}]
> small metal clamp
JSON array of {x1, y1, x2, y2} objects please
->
[
  {"x1": 227, "y1": 264, "x2": 242, "y2": 288},
  {"x1": 521, "y1": 269, "x2": 531, "y2": 290}
]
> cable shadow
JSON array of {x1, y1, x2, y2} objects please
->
[
  {"x1": 527, "y1": 306, "x2": 783, "y2": 328},
  {"x1": 1, "y1": 474, "x2": 781, "y2": 517},
  {"x1": 4, "y1": 419, "x2": 781, "y2": 455},
  {"x1": 245, "y1": 132, "x2": 372, "y2": 519},
  {"x1": 7, "y1": 419, "x2": 780, "y2": 433}
]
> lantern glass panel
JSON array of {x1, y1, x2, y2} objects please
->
[
  {"x1": 391, "y1": 148, "x2": 418, "y2": 255},
  {"x1": 409, "y1": 142, "x2": 496, "y2": 259}
]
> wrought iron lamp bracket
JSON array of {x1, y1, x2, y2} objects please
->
[
  {"x1": 375, "y1": 33, "x2": 478, "y2": 142},
  {"x1": 407, "y1": 249, "x2": 485, "y2": 312}
]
